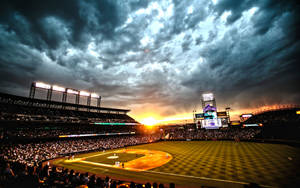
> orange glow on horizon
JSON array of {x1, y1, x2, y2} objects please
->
[
  {"x1": 139, "y1": 113, "x2": 194, "y2": 126},
  {"x1": 140, "y1": 117, "x2": 158, "y2": 126},
  {"x1": 131, "y1": 104, "x2": 298, "y2": 125}
]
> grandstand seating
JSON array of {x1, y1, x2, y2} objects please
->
[
  {"x1": 163, "y1": 127, "x2": 261, "y2": 140},
  {"x1": 0, "y1": 134, "x2": 163, "y2": 188},
  {"x1": 0, "y1": 92, "x2": 140, "y2": 139},
  {"x1": 0, "y1": 92, "x2": 165, "y2": 187},
  {"x1": 244, "y1": 108, "x2": 300, "y2": 126},
  {"x1": 0, "y1": 92, "x2": 137, "y2": 124},
  {"x1": 1, "y1": 92, "x2": 300, "y2": 188},
  {"x1": 243, "y1": 108, "x2": 300, "y2": 140}
]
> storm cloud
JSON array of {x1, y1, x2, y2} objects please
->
[{"x1": 0, "y1": 0, "x2": 299, "y2": 120}]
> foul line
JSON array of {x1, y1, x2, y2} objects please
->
[
  {"x1": 80, "y1": 160, "x2": 114, "y2": 168},
  {"x1": 63, "y1": 149, "x2": 275, "y2": 188},
  {"x1": 80, "y1": 160, "x2": 147, "y2": 172},
  {"x1": 144, "y1": 170, "x2": 275, "y2": 188}
]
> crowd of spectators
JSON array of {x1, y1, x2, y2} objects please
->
[
  {"x1": 244, "y1": 108, "x2": 300, "y2": 126},
  {"x1": 0, "y1": 92, "x2": 141, "y2": 139},
  {"x1": 2, "y1": 124, "x2": 137, "y2": 139},
  {"x1": 0, "y1": 128, "x2": 265, "y2": 188},
  {"x1": 164, "y1": 128, "x2": 261, "y2": 141},
  {"x1": 1, "y1": 135, "x2": 161, "y2": 166},
  {"x1": 0, "y1": 160, "x2": 174, "y2": 188},
  {"x1": 0, "y1": 134, "x2": 174, "y2": 188},
  {"x1": 241, "y1": 108, "x2": 300, "y2": 140},
  {"x1": 0, "y1": 102, "x2": 136, "y2": 124},
  {"x1": 0, "y1": 92, "x2": 137, "y2": 124}
]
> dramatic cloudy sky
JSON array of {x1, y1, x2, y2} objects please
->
[{"x1": 0, "y1": 0, "x2": 299, "y2": 121}]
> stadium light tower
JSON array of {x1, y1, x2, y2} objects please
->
[
  {"x1": 91, "y1": 93, "x2": 101, "y2": 108},
  {"x1": 225, "y1": 107, "x2": 231, "y2": 123},
  {"x1": 52, "y1": 85, "x2": 65, "y2": 92},
  {"x1": 29, "y1": 82, "x2": 52, "y2": 100},
  {"x1": 66, "y1": 88, "x2": 80, "y2": 107},
  {"x1": 80, "y1": 90, "x2": 91, "y2": 107},
  {"x1": 29, "y1": 83, "x2": 36, "y2": 99},
  {"x1": 97, "y1": 96, "x2": 101, "y2": 109},
  {"x1": 29, "y1": 82, "x2": 101, "y2": 108},
  {"x1": 192, "y1": 110, "x2": 196, "y2": 122}
]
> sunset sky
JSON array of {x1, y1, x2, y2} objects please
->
[{"x1": 0, "y1": 0, "x2": 299, "y2": 123}]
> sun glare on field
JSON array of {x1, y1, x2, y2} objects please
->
[{"x1": 140, "y1": 117, "x2": 158, "y2": 126}]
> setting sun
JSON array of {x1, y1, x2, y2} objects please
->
[{"x1": 140, "y1": 117, "x2": 158, "y2": 126}]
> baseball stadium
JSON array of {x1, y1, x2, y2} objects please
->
[
  {"x1": 1, "y1": 1, "x2": 300, "y2": 187},
  {"x1": 1, "y1": 83, "x2": 300, "y2": 188}
]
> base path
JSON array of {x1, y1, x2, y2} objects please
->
[
  {"x1": 66, "y1": 149, "x2": 172, "y2": 172},
  {"x1": 117, "y1": 149, "x2": 172, "y2": 171}
]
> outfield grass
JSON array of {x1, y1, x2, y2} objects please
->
[{"x1": 52, "y1": 141, "x2": 300, "y2": 188}]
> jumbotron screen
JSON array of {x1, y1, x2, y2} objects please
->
[
  {"x1": 201, "y1": 118, "x2": 222, "y2": 129},
  {"x1": 204, "y1": 111, "x2": 217, "y2": 119}
]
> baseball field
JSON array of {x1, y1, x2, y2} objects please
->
[{"x1": 52, "y1": 141, "x2": 300, "y2": 188}]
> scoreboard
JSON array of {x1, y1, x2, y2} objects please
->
[{"x1": 195, "y1": 113, "x2": 204, "y2": 119}]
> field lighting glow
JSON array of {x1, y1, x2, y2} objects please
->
[
  {"x1": 33, "y1": 82, "x2": 100, "y2": 98},
  {"x1": 80, "y1": 91, "x2": 90, "y2": 96},
  {"x1": 35, "y1": 82, "x2": 51, "y2": 89},
  {"x1": 241, "y1": 114, "x2": 253, "y2": 118},
  {"x1": 67, "y1": 89, "x2": 79, "y2": 95},
  {"x1": 52, "y1": 85, "x2": 65, "y2": 92},
  {"x1": 91, "y1": 93, "x2": 100, "y2": 98}
]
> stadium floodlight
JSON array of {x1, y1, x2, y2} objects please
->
[
  {"x1": 35, "y1": 82, "x2": 51, "y2": 89},
  {"x1": 52, "y1": 85, "x2": 65, "y2": 92},
  {"x1": 91, "y1": 93, "x2": 99, "y2": 98},
  {"x1": 67, "y1": 89, "x2": 79, "y2": 95},
  {"x1": 202, "y1": 93, "x2": 214, "y2": 101},
  {"x1": 241, "y1": 114, "x2": 253, "y2": 118},
  {"x1": 80, "y1": 91, "x2": 90, "y2": 96}
]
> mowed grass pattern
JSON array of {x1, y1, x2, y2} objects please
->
[
  {"x1": 53, "y1": 141, "x2": 300, "y2": 187},
  {"x1": 134, "y1": 141, "x2": 300, "y2": 187}
]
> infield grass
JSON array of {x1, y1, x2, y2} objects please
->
[
  {"x1": 52, "y1": 141, "x2": 300, "y2": 188},
  {"x1": 87, "y1": 153, "x2": 145, "y2": 165}
]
